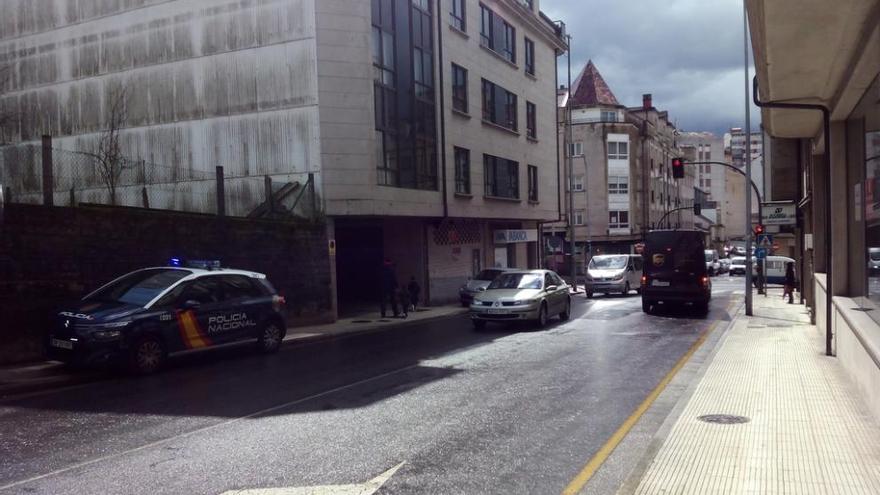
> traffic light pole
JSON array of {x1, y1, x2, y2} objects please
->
[
  {"x1": 743, "y1": 1, "x2": 753, "y2": 316},
  {"x1": 657, "y1": 206, "x2": 697, "y2": 228},
  {"x1": 685, "y1": 160, "x2": 763, "y2": 222}
]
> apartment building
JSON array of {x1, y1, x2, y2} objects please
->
[
  {"x1": 0, "y1": 0, "x2": 567, "y2": 314},
  {"x1": 548, "y1": 61, "x2": 691, "y2": 274}
]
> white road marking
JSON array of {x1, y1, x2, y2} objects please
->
[
  {"x1": 0, "y1": 367, "x2": 418, "y2": 492},
  {"x1": 220, "y1": 462, "x2": 405, "y2": 495}
]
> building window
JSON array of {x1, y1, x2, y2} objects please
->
[
  {"x1": 574, "y1": 210, "x2": 585, "y2": 225},
  {"x1": 449, "y1": 0, "x2": 465, "y2": 31},
  {"x1": 705, "y1": 178, "x2": 712, "y2": 188},
  {"x1": 570, "y1": 141, "x2": 583, "y2": 156},
  {"x1": 608, "y1": 141, "x2": 628, "y2": 160},
  {"x1": 480, "y1": 4, "x2": 516, "y2": 63},
  {"x1": 609, "y1": 176, "x2": 628, "y2": 195},
  {"x1": 526, "y1": 101, "x2": 536, "y2": 139},
  {"x1": 527, "y1": 165, "x2": 538, "y2": 201},
  {"x1": 372, "y1": 0, "x2": 397, "y2": 186},
  {"x1": 573, "y1": 175, "x2": 584, "y2": 191},
  {"x1": 609, "y1": 210, "x2": 629, "y2": 229},
  {"x1": 484, "y1": 154, "x2": 519, "y2": 199},
  {"x1": 454, "y1": 147, "x2": 470, "y2": 194},
  {"x1": 452, "y1": 63, "x2": 468, "y2": 113},
  {"x1": 481, "y1": 79, "x2": 517, "y2": 131},
  {"x1": 601, "y1": 111, "x2": 617, "y2": 122},
  {"x1": 524, "y1": 37, "x2": 535, "y2": 75}
]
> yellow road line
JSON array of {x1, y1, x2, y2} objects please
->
[{"x1": 561, "y1": 303, "x2": 736, "y2": 495}]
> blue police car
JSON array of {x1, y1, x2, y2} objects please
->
[{"x1": 47, "y1": 260, "x2": 287, "y2": 374}]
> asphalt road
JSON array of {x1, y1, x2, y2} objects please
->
[{"x1": 0, "y1": 277, "x2": 744, "y2": 495}]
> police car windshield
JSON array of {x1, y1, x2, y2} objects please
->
[{"x1": 85, "y1": 269, "x2": 192, "y2": 307}]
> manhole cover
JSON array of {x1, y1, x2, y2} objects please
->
[
  {"x1": 415, "y1": 308, "x2": 430, "y2": 312},
  {"x1": 377, "y1": 319, "x2": 392, "y2": 322},
  {"x1": 851, "y1": 307, "x2": 874, "y2": 312},
  {"x1": 351, "y1": 320, "x2": 372, "y2": 323},
  {"x1": 698, "y1": 414, "x2": 750, "y2": 424},
  {"x1": 766, "y1": 323, "x2": 793, "y2": 328},
  {"x1": 747, "y1": 325, "x2": 766, "y2": 328}
]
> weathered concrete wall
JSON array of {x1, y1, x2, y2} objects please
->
[
  {"x1": 0, "y1": 0, "x2": 322, "y2": 214},
  {"x1": 0, "y1": 203, "x2": 332, "y2": 365}
]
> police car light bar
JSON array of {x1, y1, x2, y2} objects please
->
[{"x1": 169, "y1": 258, "x2": 222, "y2": 270}]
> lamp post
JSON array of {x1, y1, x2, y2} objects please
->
[
  {"x1": 565, "y1": 33, "x2": 576, "y2": 290},
  {"x1": 743, "y1": 0, "x2": 754, "y2": 316}
]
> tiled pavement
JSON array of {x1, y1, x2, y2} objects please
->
[{"x1": 629, "y1": 290, "x2": 880, "y2": 494}]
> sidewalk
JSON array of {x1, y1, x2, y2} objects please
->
[
  {"x1": 0, "y1": 304, "x2": 467, "y2": 398},
  {"x1": 623, "y1": 289, "x2": 880, "y2": 494}
]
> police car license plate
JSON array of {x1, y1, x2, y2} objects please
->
[
  {"x1": 651, "y1": 280, "x2": 671, "y2": 287},
  {"x1": 50, "y1": 338, "x2": 73, "y2": 350},
  {"x1": 488, "y1": 309, "x2": 507, "y2": 314}
]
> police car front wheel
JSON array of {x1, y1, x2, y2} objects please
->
[
  {"x1": 258, "y1": 322, "x2": 284, "y2": 353},
  {"x1": 129, "y1": 336, "x2": 166, "y2": 375}
]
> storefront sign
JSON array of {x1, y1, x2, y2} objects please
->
[
  {"x1": 494, "y1": 229, "x2": 538, "y2": 244},
  {"x1": 761, "y1": 203, "x2": 796, "y2": 225}
]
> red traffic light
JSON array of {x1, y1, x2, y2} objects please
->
[
  {"x1": 671, "y1": 158, "x2": 685, "y2": 179},
  {"x1": 754, "y1": 224, "x2": 765, "y2": 235}
]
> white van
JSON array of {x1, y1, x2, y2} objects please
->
[
  {"x1": 584, "y1": 254, "x2": 643, "y2": 298},
  {"x1": 753, "y1": 256, "x2": 796, "y2": 285},
  {"x1": 704, "y1": 249, "x2": 721, "y2": 276}
]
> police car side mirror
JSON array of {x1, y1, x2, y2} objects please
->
[{"x1": 182, "y1": 300, "x2": 201, "y2": 309}]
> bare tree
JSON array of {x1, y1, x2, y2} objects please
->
[{"x1": 93, "y1": 83, "x2": 130, "y2": 205}]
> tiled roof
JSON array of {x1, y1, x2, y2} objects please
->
[{"x1": 569, "y1": 60, "x2": 620, "y2": 107}]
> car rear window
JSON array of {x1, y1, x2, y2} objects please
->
[{"x1": 644, "y1": 231, "x2": 706, "y2": 274}]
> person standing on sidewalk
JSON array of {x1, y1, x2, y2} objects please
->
[
  {"x1": 783, "y1": 261, "x2": 796, "y2": 304},
  {"x1": 380, "y1": 259, "x2": 399, "y2": 318},
  {"x1": 407, "y1": 276, "x2": 421, "y2": 312}
]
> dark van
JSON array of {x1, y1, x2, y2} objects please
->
[{"x1": 641, "y1": 230, "x2": 712, "y2": 314}]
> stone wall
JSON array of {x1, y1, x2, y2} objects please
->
[{"x1": 0, "y1": 203, "x2": 332, "y2": 365}]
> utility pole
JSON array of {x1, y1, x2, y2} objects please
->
[
  {"x1": 566, "y1": 33, "x2": 576, "y2": 291},
  {"x1": 743, "y1": 0, "x2": 754, "y2": 316}
]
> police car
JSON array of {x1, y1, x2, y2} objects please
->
[{"x1": 47, "y1": 260, "x2": 287, "y2": 374}]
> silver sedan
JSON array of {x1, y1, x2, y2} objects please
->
[{"x1": 469, "y1": 270, "x2": 571, "y2": 329}]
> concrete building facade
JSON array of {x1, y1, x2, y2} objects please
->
[
  {"x1": 0, "y1": 0, "x2": 567, "y2": 315},
  {"x1": 548, "y1": 62, "x2": 692, "y2": 274}
]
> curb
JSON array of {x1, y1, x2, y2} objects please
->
[{"x1": 0, "y1": 308, "x2": 468, "y2": 400}]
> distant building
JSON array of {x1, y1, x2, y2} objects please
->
[{"x1": 548, "y1": 61, "x2": 691, "y2": 274}]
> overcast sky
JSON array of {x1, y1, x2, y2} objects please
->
[{"x1": 541, "y1": 0, "x2": 762, "y2": 135}]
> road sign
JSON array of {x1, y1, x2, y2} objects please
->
[
  {"x1": 756, "y1": 234, "x2": 773, "y2": 248},
  {"x1": 755, "y1": 248, "x2": 767, "y2": 259}
]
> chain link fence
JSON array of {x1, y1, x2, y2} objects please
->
[{"x1": 0, "y1": 142, "x2": 319, "y2": 219}]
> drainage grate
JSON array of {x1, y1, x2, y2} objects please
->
[
  {"x1": 351, "y1": 320, "x2": 372, "y2": 323},
  {"x1": 747, "y1": 325, "x2": 767, "y2": 328},
  {"x1": 698, "y1": 414, "x2": 750, "y2": 424},
  {"x1": 851, "y1": 307, "x2": 875, "y2": 312}
]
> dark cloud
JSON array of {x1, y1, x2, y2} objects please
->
[{"x1": 542, "y1": 0, "x2": 762, "y2": 135}]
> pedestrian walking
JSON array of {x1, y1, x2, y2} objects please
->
[
  {"x1": 397, "y1": 285, "x2": 410, "y2": 318},
  {"x1": 783, "y1": 261, "x2": 796, "y2": 304},
  {"x1": 407, "y1": 276, "x2": 421, "y2": 311},
  {"x1": 380, "y1": 259, "x2": 399, "y2": 318}
]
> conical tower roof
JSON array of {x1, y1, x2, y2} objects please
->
[{"x1": 569, "y1": 60, "x2": 620, "y2": 107}]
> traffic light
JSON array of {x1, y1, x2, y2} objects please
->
[
  {"x1": 693, "y1": 203, "x2": 701, "y2": 216},
  {"x1": 754, "y1": 224, "x2": 765, "y2": 236},
  {"x1": 671, "y1": 157, "x2": 685, "y2": 179}
]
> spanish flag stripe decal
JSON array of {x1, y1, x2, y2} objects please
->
[{"x1": 176, "y1": 310, "x2": 211, "y2": 349}]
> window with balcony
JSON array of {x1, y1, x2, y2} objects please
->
[
  {"x1": 608, "y1": 176, "x2": 629, "y2": 195},
  {"x1": 484, "y1": 154, "x2": 519, "y2": 199},
  {"x1": 573, "y1": 174, "x2": 584, "y2": 191},
  {"x1": 480, "y1": 4, "x2": 516, "y2": 64},
  {"x1": 452, "y1": 63, "x2": 468, "y2": 113},
  {"x1": 574, "y1": 210, "x2": 585, "y2": 225},
  {"x1": 481, "y1": 79, "x2": 517, "y2": 131},
  {"x1": 570, "y1": 141, "x2": 583, "y2": 156},
  {"x1": 601, "y1": 111, "x2": 617, "y2": 122}
]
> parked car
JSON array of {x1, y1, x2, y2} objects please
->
[
  {"x1": 718, "y1": 258, "x2": 731, "y2": 274},
  {"x1": 704, "y1": 249, "x2": 721, "y2": 276},
  {"x1": 47, "y1": 261, "x2": 287, "y2": 374},
  {"x1": 729, "y1": 256, "x2": 748, "y2": 276},
  {"x1": 584, "y1": 254, "x2": 643, "y2": 298},
  {"x1": 459, "y1": 268, "x2": 515, "y2": 307},
  {"x1": 642, "y1": 230, "x2": 712, "y2": 314},
  {"x1": 470, "y1": 270, "x2": 570, "y2": 329},
  {"x1": 869, "y1": 247, "x2": 880, "y2": 275}
]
